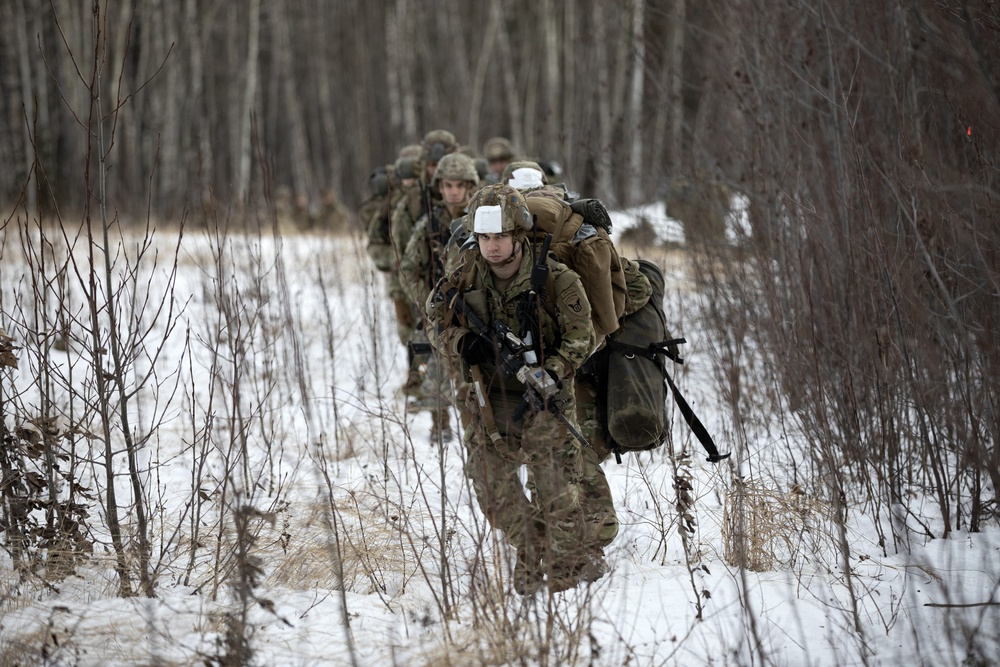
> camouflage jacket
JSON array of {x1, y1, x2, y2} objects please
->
[
  {"x1": 390, "y1": 183, "x2": 437, "y2": 266},
  {"x1": 399, "y1": 203, "x2": 459, "y2": 313},
  {"x1": 426, "y1": 242, "x2": 598, "y2": 395},
  {"x1": 366, "y1": 183, "x2": 414, "y2": 271}
]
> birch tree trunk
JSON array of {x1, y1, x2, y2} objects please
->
[
  {"x1": 11, "y1": 0, "x2": 36, "y2": 213},
  {"x1": 522, "y1": 13, "x2": 541, "y2": 153},
  {"x1": 386, "y1": 2, "x2": 404, "y2": 141},
  {"x1": 626, "y1": 0, "x2": 646, "y2": 204},
  {"x1": 157, "y1": 0, "x2": 182, "y2": 204},
  {"x1": 542, "y1": 0, "x2": 560, "y2": 161},
  {"x1": 235, "y1": 0, "x2": 261, "y2": 207},
  {"x1": 561, "y1": 2, "x2": 577, "y2": 175},
  {"x1": 313, "y1": 0, "x2": 343, "y2": 189},
  {"x1": 396, "y1": 0, "x2": 418, "y2": 141},
  {"x1": 186, "y1": 0, "x2": 211, "y2": 209},
  {"x1": 595, "y1": 3, "x2": 615, "y2": 200},
  {"x1": 667, "y1": 0, "x2": 686, "y2": 175},
  {"x1": 467, "y1": 2, "x2": 503, "y2": 149},
  {"x1": 496, "y1": 12, "x2": 523, "y2": 151},
  {"x1": 272, "y1": 1, "x2": 312, "y2": 201}
]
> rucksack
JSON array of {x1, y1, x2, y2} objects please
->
[
  {"x1": 599, "y1": 259, "x2": 671, "y2": 456},
  {"x1": 522, "y1": 188, "x2": 627, "y2": 339},
  {"x1": 598, "y1": 259, "x2": 728, "y2": 463},
  {"x1": 363, "y1": 165, "x2": 399, "y2": 271}
]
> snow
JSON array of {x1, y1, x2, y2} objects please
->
[{"x1": 0, "y1": 203, "x2": 997, "y2": 666}]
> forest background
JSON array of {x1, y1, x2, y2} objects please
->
[{"x1": 1, "y1": 1, "x2": 999, "y2": 665}]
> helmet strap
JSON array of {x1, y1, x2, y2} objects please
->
[{"x1": 499, "y1": 237, "x2": 524, "y2": 267}]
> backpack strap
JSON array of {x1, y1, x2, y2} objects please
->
[
  {"x1": 605, "y1": 335, "x2": 729, "y2": 463},
  {"x1": 606, "y1": 337, "x2": 686, "y2": 365}
]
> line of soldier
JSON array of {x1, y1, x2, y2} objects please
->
[{"x1": 359, "y1": 130, "x2": 647, "y2": 595}]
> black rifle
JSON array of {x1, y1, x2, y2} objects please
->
[{"x1": 443, "y1": 286, "x2": 592, "y2": 448}]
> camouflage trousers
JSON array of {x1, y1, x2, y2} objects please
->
[
  {"x1": 463, "y1": 385, "x2": 618, "y2": 564},
  {"x1": 573, "y1": 375, "x2": 618, "y2": 547},
  {"x1": 575, "y1": 374, "x2": 611, "y2": 461},
  {"x1": 384, "y1": 268, "x2": 417, "y2": 346}
]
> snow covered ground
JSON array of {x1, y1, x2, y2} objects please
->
[{"x1": 0, "y1": 203, "x2": 996, "y2": 666}]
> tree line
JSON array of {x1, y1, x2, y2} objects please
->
[{"x1": 1, "y1": 0, "x2": 732, "y2": 220}]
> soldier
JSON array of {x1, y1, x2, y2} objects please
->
[
  {"x1": 391, "y1": 129, "x2": 460, "y2": 398},
  {"x1": 502, "y1": 160, "x2": 551, "y2": 193},
  {"x1": 401, "y1": 153, "x2": 482, "y2": 326},
  {"x1": 399, "y1": 153, "x2": 481, "y2": 441},
  {"x1": 482, "y1": 136, "x2": 516, "y2": 184},
  {"x1": 426, "y1": 184, "x2": 615, "y2": 595},
  {"x1": 499, "y1": 159, "x2": 639, "y2": 556},
  {"x1": 439, "y1": 160, "x2": 552, "y2": 275},
  {"x1": 364, "y1": 145, "x2": 423, "y2": 346}
]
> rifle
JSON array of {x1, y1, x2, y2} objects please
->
[{"x1": 443, "y1": 286, "x2": 592, "y2": 449}]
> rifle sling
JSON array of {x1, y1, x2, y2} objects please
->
[{"x1": 468, "y1": 364, "x2": 504, "y2": 447}]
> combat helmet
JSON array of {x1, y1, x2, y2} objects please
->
[
  {"x1": 421, "y1": 129, "x2": 459, "y2": 163},
  {"x1": 431, "y1": 153, "x2": 480, "y2": 187},
  {"x1": 465, "y1": 184, "x2": 533, "y2": 236},
  {"x1": 393, "y1": 144, "x2": 422, "y2": 181},
  {"x1": 399, "y1": 144, "x2": 422, "y2": 159},
  {"x1": 483, "y1": 137, "x2": 515, "y2": 162},
  {"x1": 501, "y1": 161, "x2": 548, "y2": 190}
]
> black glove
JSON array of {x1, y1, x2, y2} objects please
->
[{"x1": 457, "y1": 333, "x2": 493, "y2": 366}]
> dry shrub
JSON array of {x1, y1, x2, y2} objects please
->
[
  {"x1": 0, "y1": 626, "x2": 48, "y2": 667},
  {"x1": 722, "y1": 480, "x2": 833, "y2": 572},
  {"x1": 263, "y1": 490, "x2": 426, "y2": 596}
]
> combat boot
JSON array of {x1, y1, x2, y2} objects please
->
[
  {"x1": 513, "y1": 547, "x2": 544, "y2": 595},
  {"x1": 401, "y1": 367, "x2": 424, "y2": 399},
  {"x1": 546, "y1": 550, "x2": 609, "y2": 593},
  {"x1": 430, "y1": 410, "x2": 452, "y2": 443}
]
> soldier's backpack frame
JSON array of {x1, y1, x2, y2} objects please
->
[{"x1": 598, "y1": 259, "x2": 729, "y2": 464}]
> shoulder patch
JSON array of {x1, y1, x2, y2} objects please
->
[{"x1": 559, "y1": 285, "x2": 584, "y2": 314}]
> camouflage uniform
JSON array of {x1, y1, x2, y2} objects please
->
[
  {"x1": 360, "y1": 166, "x2": 394, "y2": 253},
  {"x1": 364, "y1": 146, "x2": 423, "y2": 344},
  {"x1": 399, "y1": 152, "x2": 479, "y2": 433},
  {"x1": 483, "y1": 136, "x2": 516, "y2": 185},
  {"x1": 399, "y1": 203, "x2": 459, "y2": 437},
  {"x1": 427, "y1": 184, "x2": 615, "y2": 593},
  {"x1": 496, "y1": 163, "x2": 651, "y2": 534},
  {"x1": 389, "y1": 130, "x2": 459, "y2": 346},
  {"x1": 399, "y1": 151, "x2": 479, "y2": 317}
]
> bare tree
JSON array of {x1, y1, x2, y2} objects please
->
[
  {"x1": 235, "y1": 0, "x2": 261, "y2": 207},
  {"x1": 467, "y1": 1, "x2": 503, "y2": 146},
  {"x1": 667, "y1": 0, "x2": 685, "y2": 175},
  {"x1": 626, "y1": 0, "x2": 646, "y2": 204}
]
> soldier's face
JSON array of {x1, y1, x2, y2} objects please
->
[
  {"x1": 440, "y1": 179, "x2": 472, "y2": 205},
  {"x1": 488, "y1": 158, "x2": 511, "y2": 175},
  {"x1": 477, "y1": 232, "x2": 516, "y2": 266}
]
